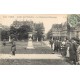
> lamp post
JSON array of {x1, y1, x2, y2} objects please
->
[
  {"x1": 35, "y1": 31, "x2": 38, "y2": 42},
  {"x1": 8, "y1": 30, "x2": 11, "y2": 42},
  {"x1": 41, "y1": 28, "x2": 45, "y2": 41}
]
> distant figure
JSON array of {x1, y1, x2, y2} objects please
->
[
  {"x1": 52, "y1": 41, "x2": 55, "y2": 54},
  {"x1": 54, "y1": 40, "x2": 58, "y2": 52},
  {"x1": 49, "y1": 39, "x2": 54, "y2": 54},
  {"x1": 65, "y1": 40, "x2": 71, "y2": 62},
  {"x1": 49, "y1": 39, "x2": 53, "y2": 49},
  {"x1": 57, "y1": 40, "x2": 61, "y2": 52},
  {"x1": 2, "y1": 39, "x2": 6, "y2": 46},
  {"x1": 66, "y1": 40, "x2": 70, "y2": 58},
  {"x1": 61, "y1": 40, "x2": 66, "y2": 57},
  {"x1": 11, "y1": 39, "x2": 16, "y2": 55}
]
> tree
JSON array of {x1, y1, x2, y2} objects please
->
[
  {"x1": 47, "y1": 29, "x2": 52, "y2": 39},
  {"x1": 10, "y1": 26, "x2": 17, "y2": 40},
  {"x1": 1, "y1": 30, "x2": 9, "y2": 40},
  {"x1": 17, "y1": 25, "x2": 33, "y2": 40},
  {"x1": 34, "y1": 23, "x2": 45, "y2": 41}
]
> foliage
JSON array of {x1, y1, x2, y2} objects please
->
[
  {"x1": 1, "y1": 30, "x2": 9, "y2": 40},
  {"x1": 1, "y1": 21, "x2": 45, "y2": 41},
  {"x1": 34, "y1": 23, "x2": 45, "y2": 41},
  {"x1": 17, "y1": 25, "x2": 32, "y2": 40},
  {"x1": 10, "y1": 26, "x2": 17, "y2": 40}
]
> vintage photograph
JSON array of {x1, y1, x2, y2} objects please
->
[{"x1": 0, "y1": 14, "x2": 80, "y2": 65}]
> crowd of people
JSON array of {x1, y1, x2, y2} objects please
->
[
  {"x1": 49, "y1": 38, "x2": 80, "y2": 65},
  {"x1": 2, "y1": 37, "x2": 80, "y2": 65}
]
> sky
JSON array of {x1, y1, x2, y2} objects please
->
[{"x1": 0, "y1": 14, "x2": 67, "y2": 33}]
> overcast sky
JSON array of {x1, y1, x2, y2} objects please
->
[{"x1": 0, "y1": 14, "x2": 67, "y2": 33}]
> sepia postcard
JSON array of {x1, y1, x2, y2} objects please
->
[{"x1": 0, "y1": 14, "x2": 80, "y2": 65}]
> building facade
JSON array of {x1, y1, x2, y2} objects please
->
[
  {"x1": 51, "y1": 22, "x2": 68, "y2": 40},
  {"x1": 70, "y1": 22, "x2": 80, "y2": 39},
  {"x1": 50, "y1": 22, "x2": 80, "y2": 40}
]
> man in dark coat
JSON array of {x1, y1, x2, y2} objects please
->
[
  {"x1": 49, "y1": 39, "x2": 55, "y2": 54},
  {"x1": 60, "y1": 40, "x2": 67, "y2": 57},
  {"x1": 54, "y1": 40, "x2": 58, "y2": 52},
  {"x1": 57, "y1": 40, "x2": 61, "y2": 52},
  {"x1": 69, "y1": 40, "x2": 78, "y2": 64},
  {"x1": 11, "y1": 38, "x2": 16, "y2": 55},
  {"x1": 49, "y1": 39, "x2": 53, "y2": 49}
]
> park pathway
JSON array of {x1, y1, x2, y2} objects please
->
[{"x1": 0, "y1": 54, "x2": 63, "y2": 59}]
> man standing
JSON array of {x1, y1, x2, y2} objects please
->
[
  {"x1": 61, "y1": 40, "x2": 66, "y2": 57},
  {"x1": 69, "y1": 39, "x2": 78, "y2": 65},
  {"x1": 49, "y1": 39, "x2": 53, "y2": 49},
  {"x1": 49, "y1": 39, "x2": 54, "y2": 54},
  {"x1": 11, "y1": 38, "x2": 16, "y2": 55},
  {"x1": 54, "y1": 40, "x2": 58, "y2": 52}
]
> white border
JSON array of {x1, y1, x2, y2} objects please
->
[
  {"x1": 0, "y1": 0, "x2": 80, "y2": 14},
  {"x1": 0, "y1": 0, "x2": 80, "y2": 80}
]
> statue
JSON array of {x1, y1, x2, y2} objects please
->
[{"x1": 27, "y1": 32, "x2": 34, "y2": 49}]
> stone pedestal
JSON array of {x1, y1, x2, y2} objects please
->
[
  {"x1": 9, "y1": 36, "x2": 11, "y2": 42},
  {"x1": 37, "y1": 37, "x2": 38, "y2": 42},
  {"x1": 27, "y1": 32, "x2": 34, "y2": 49}
]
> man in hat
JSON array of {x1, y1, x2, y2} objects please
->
[
  {"x1": 69, "y1": 39, "x2": 79, "y2": 64},
  {"x1": 11, "y1": 38, "x2": 16, "y2": 55},
  {"x1": 49, "y1": 39, "x2": 55, "y2": 54}
]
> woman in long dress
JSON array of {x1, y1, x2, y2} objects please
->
[
  {"x1": 66, "y1": 40, "x2": 70, "y2": 58},
  {"x1": 65, "y1": 40, "x2": 71, "y2": 62},
  {"x1": 61, "y1": 40, "x2": 66, "y2": 57}
]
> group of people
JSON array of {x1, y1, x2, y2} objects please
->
[
  {"x1": 2, "y1": 38, "x2": 16, "y2": 56},
  {"x1": 2, "y1": 37, "x2": 80, "y2": 64},
  {"x1": 49, "y1": 38, "x2": 80, "y2": 65}
]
